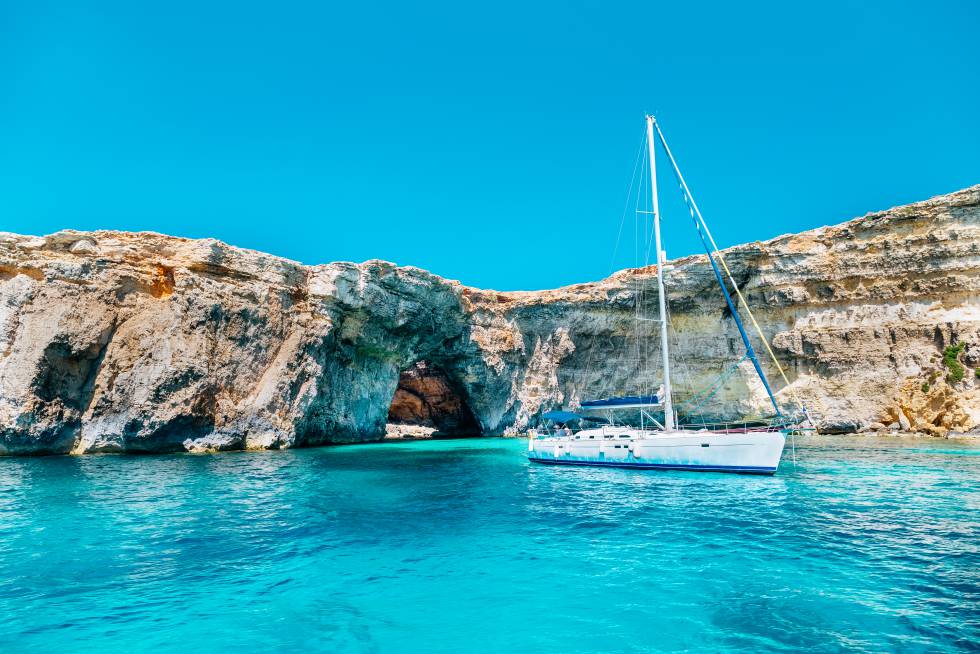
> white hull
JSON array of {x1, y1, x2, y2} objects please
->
[{"x1": 527, "y1": 428, "x2": 786, "y2": 475}]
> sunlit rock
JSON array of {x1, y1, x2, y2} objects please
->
[{"x1": 1, "y1": 185, "x2": 979, "y2": 454}]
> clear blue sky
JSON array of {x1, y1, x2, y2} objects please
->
[{"x1": 3, "y1": 1, "x2": 978, "y2": 290}]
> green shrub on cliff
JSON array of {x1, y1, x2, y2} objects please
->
[
  {"x1": 921, "y1": 382, "x2": 929, "y2": 393},
  {"x1": 943, "y1": 343, "x2": 966, "y2": 383}
]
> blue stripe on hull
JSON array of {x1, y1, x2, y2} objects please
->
[{"x1": 527, "y1": 456, "x2": 777, "y2": 475}]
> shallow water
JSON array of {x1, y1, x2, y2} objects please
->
[{"x1": 1, "y1": 436, "x2": 978, "y2": 653}]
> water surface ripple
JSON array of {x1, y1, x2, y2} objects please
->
[{"x1": 1, "y1": 436, "x2": 977, "y2": 653}]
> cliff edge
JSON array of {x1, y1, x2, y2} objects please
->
[{"x1": 2, "y1": 185, "x2": 979, "y2": 454}]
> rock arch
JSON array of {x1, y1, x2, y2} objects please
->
[{"x1": 386, "y1": 360, "x2": 481, "y2": 437}]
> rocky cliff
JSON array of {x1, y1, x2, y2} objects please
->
[{"x1": 2, "y1": 185, "x2": 979, "y2": 454}]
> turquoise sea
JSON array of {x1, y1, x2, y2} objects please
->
[{"x1": 1, "y1": 436, "x2": 978, "y2": 653}]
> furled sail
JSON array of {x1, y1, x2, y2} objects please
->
[{"x1": 580, "y1": 386, "x2": 664, "y2": 410}]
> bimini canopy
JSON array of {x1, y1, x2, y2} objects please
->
[
  {"x1": 541, "y1": 411, "x2": 608, "y2": 424},
  {"x1": 579, "y1": 394, "x2": 663, "y2": 410}
]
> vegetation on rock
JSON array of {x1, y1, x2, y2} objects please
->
[{"x1": 942, "y1": 343, "x2": 966, "y2": 383}]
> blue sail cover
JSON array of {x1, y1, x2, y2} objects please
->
[
  {"x1": 580, "y1": 393, "x2": 662, "y2": 410},
  {"x1": 542, "y1": 411, "x2": 608, "y2": 423},
  {"x1": 542, "y1": 410, "x2": 584, "y2": 423}
]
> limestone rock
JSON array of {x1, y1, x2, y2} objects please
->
[
  {"x1": 384, "y1": 423, "x2": 437, "y2": 439},
  {"x1": 2, "y1": 184, "x2": 980, "y2": 454}
]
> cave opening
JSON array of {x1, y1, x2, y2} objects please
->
[{"x1": 386, "y1": 360, "x2": 481, "y2": 438}]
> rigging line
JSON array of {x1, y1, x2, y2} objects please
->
[
  {"x1": 675, "y1": 354, "x2": 749, "y2": 414},
  {"x1": 664, "y1": 292, "x2": 704, "y2": 427},
  {"x1": 607, "y1": 131, "x2": 648, "y2": 274},
  {"x1": 644, "y1": 155, "x2": 655, "y2": 399},
  {"x1": 647, "y1": 200, "x2": 656, "y2": 397},
  {"x1": 643, "y1": 219, "x2": 658, "y2": 266},
  {"x1": 579, "y1": 129, "x2": 648, "y2": 406},
  {"x1": 635, "y1": 142, "x2": 643, "y2": 271},
  {"x1": 641, "y1": 204, "x2": 658, "y2": 397},
  {"x1": 663, "y1": 295, "x2": 683, "y2": 423},
  {"x1": 661, "y1": 251, "x2": 676, "y2": 420},
  {"x1": 633, "y1": 146, "x2": 647, "y2": 379},
  {"x1": 641, "y1": 145, "x2": 658, "y2": 268},
  {"x1": 653, "y1": 120, "x2": 810, "y2": 422},
  {"x1": 675, "y1": 353, "x2": 748, "y2": 407},
  {"x1": 663, "y1": 158, "x2": 781, "y2": 416},
  {"x1": 640, "y1": 129, "x2": 657, "y2": 270},
  {"x1": 639, "y1": 148, "x2": 648, "y2": 393}
]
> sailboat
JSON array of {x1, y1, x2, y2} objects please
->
[{"x1": 527, "y1": 116, "x2": 806, "y2": 475}]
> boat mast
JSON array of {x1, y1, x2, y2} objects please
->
[{"x1": 646, "y1": 115, "x2": 674, "y2": 431}]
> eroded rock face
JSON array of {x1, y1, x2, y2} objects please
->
[{"x1": 1, "y1": 185, "x2": 979, "y2": 454}]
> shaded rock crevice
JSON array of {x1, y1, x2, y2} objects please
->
[{"x1": 387, "y1": 360, "x2": 481, "y2": 437}]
